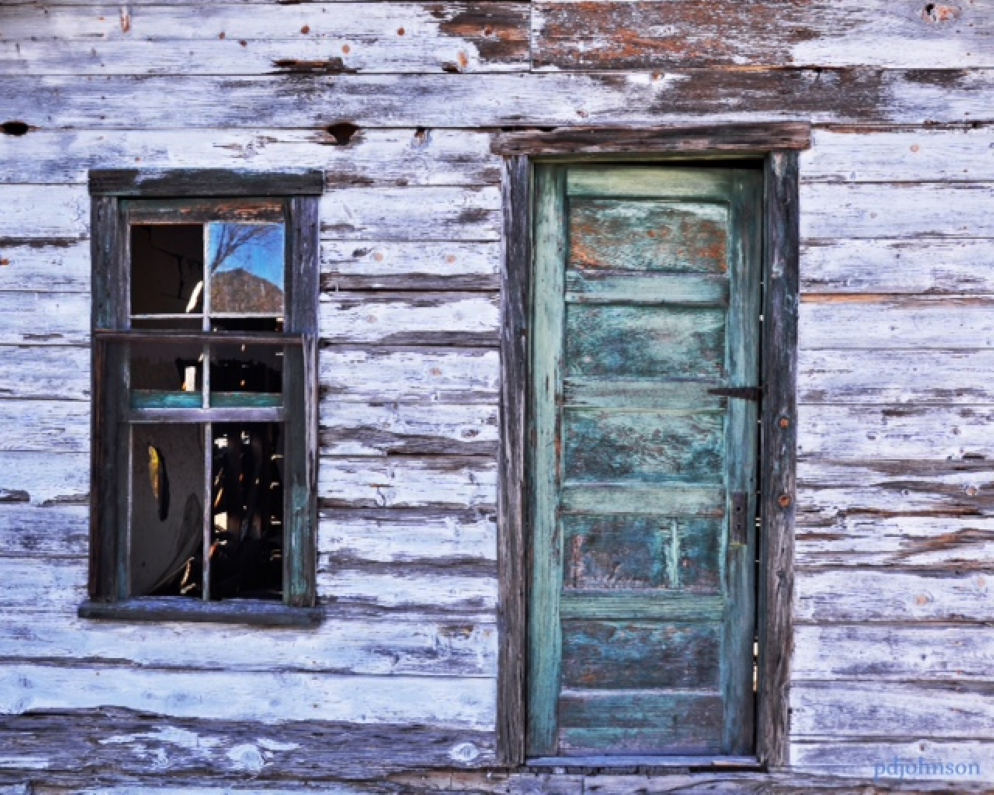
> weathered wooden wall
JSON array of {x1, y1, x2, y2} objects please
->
[{"x1": 1, "y1": 0, "x2": 993, "y2": 789}]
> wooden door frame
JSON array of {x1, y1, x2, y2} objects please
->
[{"x1": 494, "y1": 124, "x2": 808, "y2": 768}]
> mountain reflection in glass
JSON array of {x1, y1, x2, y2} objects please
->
[{"x1": 207, "y1": 223, "x2": 285, "y2": 315}]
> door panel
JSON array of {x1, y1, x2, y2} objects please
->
[{"x1": 528, "y1": 164, "x2": 762, "y2": 758}]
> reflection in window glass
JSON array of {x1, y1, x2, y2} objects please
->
[
  {"x1": 208, "y1": 223, "x2": 285, "y2": 315},
  {"x1": 130, "y1": 225, "x2": 204, "y2": 317}
]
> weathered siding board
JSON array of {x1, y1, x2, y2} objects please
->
[
  {"x1": 0, "y1": 451, "x2": 88, "y2": 505},
  {"x1": 0, "y1": 346, "x2": 89, "y2": 401},
  {"x1": 532, "y1": 1, "x2": 994, "y2": 70},
  {"x1": 801, "y1": 126, "x2": 994, "y2": 183},
  {"x1": 795, "y1": 569, "x2": 994, "y2": 623},
  {"x1": 319, "y1": 293, "x2": 499, "y2": 345},
  {"x1": 793, "y1": 625, "x2": 994, "y2": 682},
  {"x1": 798, "y1": 348, "x2": 994, "y2": 405},
  {"x1": 318, "y1": 456, "x2": 496, "y2": 509},
  {"x1": 5, "y1": 72, "x2": 994, "y2": 129},
  {"x1": 0, "y1": 292, "x2": 90, "y2": 345},
  {"x1": 0, "y1": 505, "x2": 89, "y2": 558},
  {"x1": 319, "y1": 348, "x2": 498, "y2": 403},
  {"x1": 322, "y1": 241, "x2": 499, "y2": 292},
  {"x1": 0, "y1": 129, "x2": 502, "y2": 187},
  {"x1": 791, "y1": 682, "x2": 994, "y2": 739},
  {"x1": 792, "y1": 740, "x2": 994, "y2": 781},
  {"x1": 317, "y1": 567, "x2": 498, "y2": 611},
  {"x1": 0, "y1": 242, "x2": 89, "y2": 293},
  {"x1": 0, "y1": 664, "x2": 496, "y2": 727},
  {"x1": 796, "y1": 515, "x2": 994, "y2": 569},
  {"x1": 0, "y1": 2, "x2": 530, "y2": 75},
  {"x1": 801, "y1": 182, "x2": 994, "y2": 239},
  {"x1": 800, "y1": 240, "x2": 994, "y2": 296},
  {"x1": 0, "y1": 185, "x2": 88, "y2": 240},
  {"x1": 0, "y1": 400, "x2": 89, "y2": 453}
]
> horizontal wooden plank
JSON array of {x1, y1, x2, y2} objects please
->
[
  {"x1": 0, "y1": 607, "x2": 496, "y2": 677},
  {"x1": 317, "y1": 567, "x2": 497, "y2": 611},
  {"x1": 0, "y1": 504, "x2": 89, "y2": 558},
  {"x1": 0, "y1": 345, "x2": 89, "y2": 401},
  {"x1": 565, "y1": 271, "x2": 728, "y2": 306},
  {"x1": 319, "y1": 507, "x2": 496, "y2": 563},
  {"x1": 0, "y1": 399, "x2": 89, "y2": 453},
  {"x1": 802, "y1": 126, "x2": 994, "y2": 183},
  {"x1": 800, "y1": 239, "x2": 994, "y2": 296},
  {"x1": 322, "y1": 241, "x2": 499, "y2": 291},
  {"x1": 0, "y1": 556, "x2": 86, "y2": 612},
  {"x1": 318, "y1": 455, "x2": 496, "y2": 509},
  {"x1": 797, "y1": 458, "x2": 994, "y2": 518},
  {"x1": 0, "y1": 709, "x2": 497, "y2": 781},
  {"x1": 797, "y1": 514, "x2": 994, "y2": 570},
  {"x1": 533, "y1": 1, "x2": 994, "y2": 70},
  {"x1": 562, "y1": 484, "x2": 723, "y2": 516},
  {"x1": 559, "y1": 592, "x2": 723, "y2": 621},
  {"x1": 558, "y1": 691, "x2": 723, "y2": 755},
  {"x1": 564, "y1": 378, "x2": 723, "y2": 410},
  {"x1": 321, "y1": 186, "x2": 500, "y2": 241},
  {"x1": 799, "y1": 348, "x2": 994, "y2": 405},
  {"x1": 791, "y1": 739, "x2": 994, "y2": 782},
  {"x1": 564, "y1": 409, "x2": 723, "y2": 485},
  {"x1": 0, "y1": 291, "x2": 90, "y2": 345},
  {"x1": 319, "y1": 292, "x2": 499, "y2": 345},
  {"x1": 0, "y1": 129, "x2": 501, "y2": 187},
  {"x1": 4, "y1": 71, "x2": 994, "y2": 129},
  {"x1": 0, "y1": 241, "x2": 89, "y2": 292},
  {"x1": 0, "y1": 663, "x2": 496, "y2": 727},
  {"x1": 319, "y1": 347, "x2": 498, "y2": 403},
  {"x1": 561, "y1": 620, "x2": 720, "y2": 690},
  {"x1": 0, "y1": 3, "x2": 529, "y2": 75},
  {"x1": 801, "y1": 182, "x2": 994, "y2": 240},
  {"x1": 799, "y1": 297, "x2": 994, "y2": 350},
  {"x1": 793, "y1": 624, "x2": 994, "y2": 682},
  {"x1": 795, "y1": 569, "x2": 994, "y2": 623},
  {"x1": 563, "y1": 515, "x2": 719, "y2": 591},
  {"x1": 791, "y1": 681, "x2": 994, "y2": 739},
  {"x1": 797, "y1": 405, "x2": 994, "y2": 462},
  {"x1": 320, "y1": 400, "x2": 497, "y2": 456},
  {"x1": 0, "y1": 451, "x2": 88, "y2": 505},
  {"x1": 565, "y1": 304, "x2": 725, "y2": 378},
  {"x1": 0, "y1": 185, "x2": 88, "y2": 240}
]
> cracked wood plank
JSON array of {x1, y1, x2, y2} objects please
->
[{"x1": 533, "y1": 0, "x2": 994, "y2": 70}]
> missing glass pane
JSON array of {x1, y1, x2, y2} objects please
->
[
  {"x1": 131, "y1": 424, "x2": 205, "y2": 597},
  {"x1": 210, "y1": 423, "x2": 284, "y2": 600},
  {"x1": 208, "y1": 223, "x2": 285, "y2": 315},
  {"x1": 131, "y1": 225, "x2": 204, "y2": 317},
  {"x1": 129, "y1": 339, "x2": 204, "y2": 409},
  {"x1": 210, "y1": 344, "x2": 283, "y2": 407}
]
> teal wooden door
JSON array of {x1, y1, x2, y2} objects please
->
[{"x1": 528, "y1": 165, "x2": 762, "y2": 758}]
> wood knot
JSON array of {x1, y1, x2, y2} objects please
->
[
  {"x1": 1, "y1": 121, "x2": 29, "y2": 136},
  {"x1": 922, "y1": 3, "x2": 959, "y2": 23}
]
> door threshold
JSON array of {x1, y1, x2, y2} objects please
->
[{"x1": 525, "y1": 755, "x2": 762, "y2": 772}]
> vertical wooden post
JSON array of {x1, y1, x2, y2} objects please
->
[
  {"x1": 497, "y1": 155, "x2": 530, "y2": 765},
  {"x1": 757, "y1": 151, "x2": 799, "y2": 768}
]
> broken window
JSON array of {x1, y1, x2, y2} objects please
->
[{"x1": 83, "y1": 171, "x2": 322, "y2": 623}]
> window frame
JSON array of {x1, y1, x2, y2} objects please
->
[
  {"x1": 81, "y1": 169, "x2": 323, "y2": 627},
  {"x1": 493, "y1": 124, "x2": 806, "y2": 767}
]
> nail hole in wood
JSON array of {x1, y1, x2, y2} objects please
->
[
  {"x1": 2, "y1": 121, "x2": 29, "y2": 136},
  {"x1": 326, "y1": 122, "x2": 359, "y2": 146}
]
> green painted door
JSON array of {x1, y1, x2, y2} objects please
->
[{"x1": 528, "y1": 165, "x2": 762, "y2": 758}]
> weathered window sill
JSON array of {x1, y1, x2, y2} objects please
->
[
  {"x1": 525, "y1": 755, "x2": 763, "y2": 774},
  {"x1": 78, "y1": 597, "x2": 323, "y2": 627}
]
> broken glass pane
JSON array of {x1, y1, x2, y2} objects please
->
[
  {"x1": 130, "y1": 225, "x2": 204, "y2": 317},
  {"x1": 130, "y1": 423, "x2": 205, "y2": 597},
  {"x1": 207, "y1": 223, "x2": 285, "y2": 315},
  {"x1": 210, "y1": 344, "x2": 283, "y2": 407},
  {"x1": 210, "y1": 422, "x2": 284, "y2": 600},
  {"x1": 129, "y1": 339, "x2": 204, "y2": 409}
]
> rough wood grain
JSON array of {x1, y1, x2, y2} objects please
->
[
  {"x1": 0, "y1": 663, "x2": 496, "y2": 726},
  {"x1": 0, "y1": 186, "x2": 88, "y2": 240},
  {"x1": 795, "y1": 569, "x2": 994, "y2": 623},
  {"x1": 791, "y1": 681, "x2": 994, "y2": 739},
  {"x1": 792, "y1": 624, "x2": 994, "y2": 682},
  {"x1": 0, "y1": 399, "x2": 89, "y2": 452},
  {"x1": 0, "y1": 2, "x2": 529, "y2": 75},
  {"x1": 0, "y1": 451, "x2": 89, "y2": 505},
  {"x1": 317, "y1": 566, "x2": 497, "y2": 611},
  {"x1": 801, "y1": 126, "x2": 994, "y2": 183},
  {"x1": 800, "y1": 240, "x2": 994, "y2": 296},
  {"x1": 532, "y1": 1, "x2": 994, "y2": 70},
  {"x1": 318, "y1": 455, "x2": 496, "y2": 509},
  {"x1": 319, "y1": 292, "x2": 499, "y2": 345},
  {"x1": 796, "y1": 514, "x2": 994, "y2": 569},
  {"x1": 4, "y1": 71, "x2": 994, "y2": 130},
  {"x1": 0, "y1": 346, "x2": 89, "y2": 401},
  {"x1": 319, "y1": 347, "x2": 498, "y2": 403},
  {"x1": 0, "y1": 241, "x2": 89, "y2": 292},
  {"x1": 0, "y1": 129, "x2": 501, "y2": 187},
  {"x1": 792, "y1": 739, "x2": 994, "y2": 783},
  {"x1": 801, "y1": 182, "x2": 994, "y2": 239},
  {"x1": 322, "y1": 241, "x2": 499, "y2": 291},
  {"x1": 798, "y1": 348, "x2": 994, "y2": 404}
]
